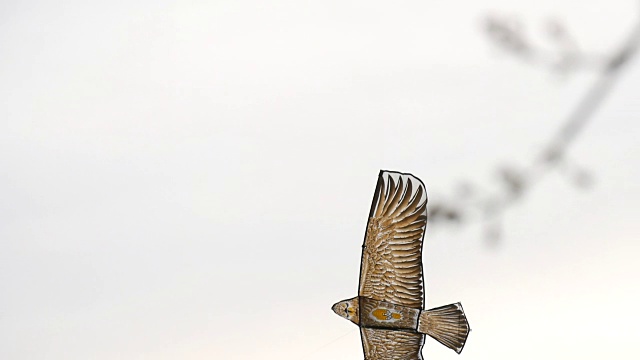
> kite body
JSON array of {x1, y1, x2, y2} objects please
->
[{"x1": 332, "y1": 170, "x2": 470, "y2": 359}]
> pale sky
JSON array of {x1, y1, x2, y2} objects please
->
[{"x1": 1, "y1": 1, "x2": 639, "y2": 359}]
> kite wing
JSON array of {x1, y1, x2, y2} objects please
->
[
  {"x1": 358, "y1": 170, "x2": 428, "y2": 309},
  {"x1": 361, "y1": 328, "x2": 424, "y2": 360}
]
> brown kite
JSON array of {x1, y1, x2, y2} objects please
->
[{"x1": 332, "y1": 170, "x2": 470, "y2": 359}]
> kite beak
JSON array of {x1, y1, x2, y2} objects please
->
[
  {"x1": 331, "y1": 300, "x2": 347, "y2": 319},
  {"x1": 331, "y1": 302, "x2": 342, "y2": 316}
]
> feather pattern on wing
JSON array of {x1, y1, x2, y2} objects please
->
[
  {"x1": 359, "y1": 171, "x2": 428, "y2": 309},
  {"x1": 361, "y1": 328, "x2": 424, "y2": 360}
]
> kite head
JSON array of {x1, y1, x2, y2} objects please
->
[{"x1": 331, "y1": 297, "x2": 359, "y2": 325}]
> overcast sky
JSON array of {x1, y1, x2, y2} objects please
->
[{"x1": 1, "y1": 1, "x2": 639, "y2": 359}]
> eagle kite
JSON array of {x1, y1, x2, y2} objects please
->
[{"x1": 332, "y1": 170, "x2": 470, "y2": 359}]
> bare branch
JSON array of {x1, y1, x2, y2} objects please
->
[{"x1": 431, "y1": 9, "x2": 640, "y2": 245}]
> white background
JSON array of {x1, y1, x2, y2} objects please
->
[{"x1": 1, "y1": 1, "x2": 639, "y2": 359}]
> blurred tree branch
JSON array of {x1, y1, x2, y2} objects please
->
[{"x1": 429, "y1": 6, "x2": 640, "y2": 245}]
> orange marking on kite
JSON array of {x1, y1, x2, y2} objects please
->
[{"x1": 372, "y1": 309, "x2": 388, "y2": 320}]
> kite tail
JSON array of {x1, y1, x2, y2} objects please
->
[{"x1": 417, "y1": 302, "x2": 470, "y2": 354}]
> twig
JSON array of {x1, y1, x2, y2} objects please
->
[{"x1": 430, "y1": 7, "x2": 640, "y2": 245}]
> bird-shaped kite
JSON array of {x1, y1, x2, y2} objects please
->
[{"x1": 332, "y1": 170, "x2": 470, "y2": 359}]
